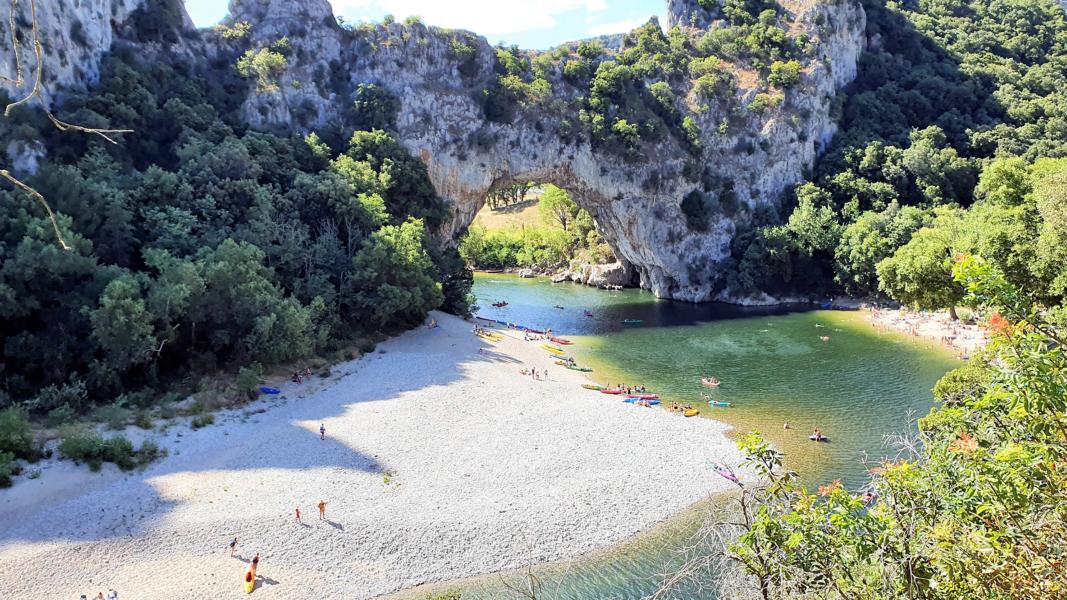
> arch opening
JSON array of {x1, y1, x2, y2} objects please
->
[{"x1": 456, "y1": 177, "x2": 637, "y2": 290}]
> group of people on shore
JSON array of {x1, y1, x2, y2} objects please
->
[
  {"x1": 79, "y1": 591, "x2": 119, "y2": 600},
  {"x1": 520, "y1": 367, "x2": 550, "y2": 380},
  {"x1": 667, "y1": 402, "x2": 693, "y2": 412},
  {"x1": 291, "y1": 366, "x2": 313, "y2": 383},
  {"x1": 227, "y1": 501, "x2": 330, "y2": 591},
  {"x1": 614, "y1": 384, "x2": 648, "y2": 394}
]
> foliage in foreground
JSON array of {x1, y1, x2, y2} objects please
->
[{"x1": 697, "y1": 258, "x2": 1067, "y2": 599}]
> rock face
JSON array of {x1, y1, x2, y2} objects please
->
[
  {"x1": 0, "y1": 0, "x2": 195, "y2": 105},
  {"x1": 0, "y1": 0, "x2": 867, "y2": 302}
]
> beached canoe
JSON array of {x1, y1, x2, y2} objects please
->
[
  {"x1": 622, "y1": 319, "x2": 644, "y2": 325},
  {"x1": 244, "y1": 571, "x2": 255, "y2": 594},
  {"x1": 542, "y1": 344, "x2": 565, "y2": 354},
  {"x1": 631, "y1": 393, "x2": 660, "y2": 400},
  {"x1": 550, "y1": 337, "x2": 574, "y2": 345},
  {"x1": 684, "y1": 409, "x2": 700, "y2": 417},
  {"x1": 567, "y1": 365, "x2": 593, "y2": 372},
  {"x1": 581, "y1": 384, "x2": 604, "y2": 391},
  {"x1": 259, "y1": 386, "x2": 281, "y2": 395},
  {"x1": 624, "y1": 398, "x2": 660, "y2": 406},
  {"x1": 600, "y1": 389, "x2": 626, "y2": 395}
]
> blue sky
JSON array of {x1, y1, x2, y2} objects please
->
[{"x1": 183, "y1": 0, "x2": 667, "y2": 49}]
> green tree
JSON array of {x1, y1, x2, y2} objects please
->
[
  {"x1": 350, "y1": 220, "x2": 444, "y2": 330},
  {"x1": 877, "y1": 218, "x2": 966, "y2": 318},
  {"x1": 538, "y1": 185, "x2": 580, "y2": 231}
]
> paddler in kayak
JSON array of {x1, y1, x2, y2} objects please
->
[{"x1": 811, "y1": 428, "x2": 824, "y2": 442}]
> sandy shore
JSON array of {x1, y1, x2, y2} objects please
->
[
  {"x1": 0, "y1": 312, "x2": 742, "y2": 600},
  {"x1": 868, "y1": 307, "x2": 987, "y2": 356}
]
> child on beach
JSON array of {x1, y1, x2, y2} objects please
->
[
  {"x1": 318, "y1": 500, "x2": 327, "y2": 520},
  {"x1": 228, "y1": 535, "x2": 238, "y2": 556}
]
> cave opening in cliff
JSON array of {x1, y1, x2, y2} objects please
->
[{"x1": 456, "y1": 180, "x2": 630, "y2": 286}]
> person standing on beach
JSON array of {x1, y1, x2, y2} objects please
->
[
  {"x1": 251, "y1": 553, "x2": 260, "y2": 576},
  {"x1": 318, "y1": 500, "x2": 327, "y2": 520},
  {"x1": 319, "y1": 423, "x2": 326, "y2": 439},
  {"x1": 228, "y1": 535, "x2": 238, "y2": 557},
  {"x1": 295, "y1": 507, "x2": 302, "y2": 523}
]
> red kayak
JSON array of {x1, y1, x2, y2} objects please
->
[
  {"x1": 632, "y1": 393, "x2": 660, "y2": 400},
  {"x1": 550, "y1": 337, "x2": 574, "y2": 345},
  {"x1": 600, "y1": 389, "x2": 626, "y2": 395}
]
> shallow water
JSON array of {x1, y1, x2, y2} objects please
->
[{"x1": 416, "y1": 274, "x2": 959, "y2": 599}]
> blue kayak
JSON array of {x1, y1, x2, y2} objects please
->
[
  {"x1": 259, "y1": 386, "x2": 281, "y2": 395},
  {"x1": 624, "y1": 398, "x2": 660, "y2": 405}
]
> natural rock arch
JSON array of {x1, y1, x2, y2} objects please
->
[{"x1": 2, "y1": 0, "x2": 867, "y2": 301}]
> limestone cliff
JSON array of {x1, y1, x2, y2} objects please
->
[{"x1": 0, "y1": 0, "x2": 867, "y2": 302}]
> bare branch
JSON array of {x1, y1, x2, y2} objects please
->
[{"x1": 0, "y1": 168, "x2": 70, "y2": 250}]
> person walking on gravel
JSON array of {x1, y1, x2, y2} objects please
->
[
  {"x1": 228, "y1": 535, "x2": 238, "y2": 557},
  {"x1": 318, "y1": 500, "x2": 327, "y2": 520},
  {"x1": 319, "y1": 423, "x2": 326, "y2": 440},
  {"x1": 295, "y1": 507, "x2": 302, "y2": 523}
]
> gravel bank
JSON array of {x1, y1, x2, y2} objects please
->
[{"x1": 0, "y1": 312, "x2": 743, "y2": 599}]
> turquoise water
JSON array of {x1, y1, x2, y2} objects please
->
[{"x1": 397, "y1": 273, "x2": 959, "y2": 599}]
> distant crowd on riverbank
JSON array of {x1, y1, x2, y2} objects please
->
[{"x1": 868, "y1": 307, "x2": 987, "y2": 358}]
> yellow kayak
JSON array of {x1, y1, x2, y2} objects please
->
[
  {"x1": 477, "y1": 331, "x2": 502, "y2": 342},
  {"x1": 244, "y1": 571, "x2": 255, "y2": 594},
  {"x1": 684, "y1": 409, "x2": 700, "y2": 418},
  {"x1": 543, "y1": 345, "x2": 565, "y2": 355}
]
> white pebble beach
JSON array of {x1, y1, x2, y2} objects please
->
[{"x1": 0, "y1": 312, "x2": 743, "y2": 599}]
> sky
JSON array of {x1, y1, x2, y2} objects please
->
[{"x1": 183, "y1": 0, "x2": 667, "y2": 49}]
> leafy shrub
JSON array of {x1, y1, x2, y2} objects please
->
[
  {"x1": 681, "y1": 190, "x2": 710, "y2": 231},
  {"x1": 29, "y1": 379, "x2": 88, "y2": 414},
  {"x1": 352, "y1": 83, "x2": 400, "y2": 130},
  {"x1": 191, "y1": 414, "x2": 215, "y2": 429},
  {"x1": 236, "y1": 47, "x2": 287, "y2": 91},
  {"x1": 0, "y1": 407, "x2": 38, "y2": 460},
  {"x1": 45, "y1": 404, "x2": 78, "y2": 428},
  {"x1": 747, "y1": 92, "x2": 782, "y2": 114},
  {"x1": 767, "y1": 59, "x2": 802, "y2": 87},
  {"x1": 93, "y1": 402, "x2": 131, "y2": 430},
  {"x1": 0, "y1": 451, "x2": 18, "y2": 488},
  {"x1": 59, "y1": 428, "x2": 161, "y2": 472},
  {"x1": 235, "y1": 363, "x2": 264, "y2": 401}
]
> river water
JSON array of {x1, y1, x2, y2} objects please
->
[{"x1": 400, "y1": 273, "x2": 959, "y2": 599}]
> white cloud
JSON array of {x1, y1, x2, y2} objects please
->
[
  {"x1": 586, "y1": 17, "x2": 646, "y2": 36},
  {"x1": 329, "y1": 0, "x2": 602, "y2": 35}
]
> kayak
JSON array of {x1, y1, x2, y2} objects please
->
[
  {"x1": 701, "y1": 377, "x2": 721, "y2": 388},
  {"x1": 581, "y1": 384, "x2": 604, "y2": 390},
  {"x1": 567, "y1": 365, "x2": 593, "y2": 372},
  {"x1": 259, "y1": 386, "x2": 281, "y2": 395},
  {"x1": 622, "y1": 319, "x2": 644, "y2": 325},
  {"x1": 550, "y1": 337, "x2": 574, "y2": 345},
  {"x1": 684, "y1": 409, "x2": 700, "y2": 417},
  {"x1": 625, "y1": 398, "x2": 660, "y2": 405},
  {"x1": 542, "y1": 344, "x2": 565, "y2": 354},
  {"x1": 809, "y1": 435, "x2": 830, "y2": 442},
  {"x1": 600, "y1": 389, "x2": 626, "y2": 395},
  {"x1": 244, "y1": 571, "x2": 255, "y2": 593},
  {"x1": 709, "y1": 400, "x2": 732, "y2": 407},
  {"x1": 631, "y1": 393, "x2": 659, "y2": 400}
]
